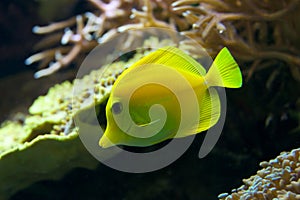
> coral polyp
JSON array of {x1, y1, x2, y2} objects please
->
[{"x1": 218, "y1": 148, "x2": 300, "y2": 200}]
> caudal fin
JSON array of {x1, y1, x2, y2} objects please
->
[{"x1": 205, "y1": 47, "x2": 242, "y2": 88}]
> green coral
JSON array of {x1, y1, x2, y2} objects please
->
[
  {"x1": 0, "y1": 45, "x2": 157, "y2": 199},
  {"x1": 0, "y1": 122, "x2": 28, "y2": 155},
  {"x1": 0, "y1": 128, "x2": 96, "y2": 200}
]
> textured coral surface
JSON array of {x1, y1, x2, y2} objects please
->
[
  {"x1": 218, "y1": 148, "x2": 300, "y2": 200},
  {"x1": 0, "y1": 47, "x2": 150, "y2": 199}
]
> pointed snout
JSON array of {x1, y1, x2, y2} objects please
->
[{"x1": 99, "y1": 133, "x2": 115, "y2": 148}]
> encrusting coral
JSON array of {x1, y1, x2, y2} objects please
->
[
  {"x1": 218, "y1": 148, "x2": 300, "y2": 200},
  {"x1": 0, "y1": 44, "x2": 159, "y2": 199},
  {"x1": 26, "y1": 0, "x2": 300, "y2": 81}
]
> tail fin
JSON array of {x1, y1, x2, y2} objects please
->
[{"x1": 205, "y1": 47, "x2": 242, "y2": 88}]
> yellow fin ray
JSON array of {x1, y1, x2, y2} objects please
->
[
  {"x1": 196, "y1": 88, "x2": 221, "y2": 132},
  {"x1": 205, "y1": 47, "x2": 242, "y2": 88},
  {"x1": 129, "y1": 46, "x2": 207, "y2": 76},
  {"x1": 174, "y1": 88, "x2": 220, "y2": 138}
]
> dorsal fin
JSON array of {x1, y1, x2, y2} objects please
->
[{"x1": 128, "y1": 46, "x2": 207, "y2": 76}]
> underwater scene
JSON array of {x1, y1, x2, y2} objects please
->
[{"x1": 1, "y1": 0, "x2": 300, "y2": 199}]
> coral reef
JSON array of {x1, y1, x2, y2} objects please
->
[
  {"x1": 0, "y1": 46, "x2": 154, "y2": 199},
  {"x1": 1, "y1": 0, "x2": 300, "y2": 199},
  {"x1": 26, "y1": 0, "x2": 300, "y2": 81},
  {"x1": 0, "y1": 122, "x2": 97, "y2": 200},
  {"x1": 218, "y1": 148, "x2": 300, "y2": 200}
]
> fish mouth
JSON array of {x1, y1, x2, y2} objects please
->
[
  {"x1": 99, "y1": 123, "x2": 132, "y2": 148},
  {"x1": 99, "y1": 133, "x2": 114, "y2": 148}
]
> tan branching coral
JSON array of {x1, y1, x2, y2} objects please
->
[
  {"x1": 26, "y1": 0, "x2": 300, "y2": 81},
  {"x1": 218, "y1": 148, "x2": 300, "y2": 200},
  {"x1": 26, "y1": 0, "x2": 135, "y2": 78},
  {"x1": 173, "y1": 0, "x2": 300, "y2": 81}
]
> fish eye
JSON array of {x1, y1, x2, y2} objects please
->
[{"x1": 111, "y1": 102, "x2": 122, "y2": 114}]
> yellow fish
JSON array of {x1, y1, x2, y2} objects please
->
[{"x1": 99, "y1": 46, "x2": 242, "y2": 148}]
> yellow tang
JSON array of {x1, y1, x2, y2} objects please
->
[{"x1": 99, "y1": 46, "x2": 242, "y2": 148}]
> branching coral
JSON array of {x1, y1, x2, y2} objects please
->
[
  {"x1": 25, "y1": 0, "x2": 134, "y2": 78},
  {"x1": 174, "y1": 0, "x2": 300, "y2": 81},
  {"x1": 26, "y1": 0, "x2": 300, "y2": 81}
]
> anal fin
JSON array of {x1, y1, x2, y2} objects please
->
[
  {"x1": 174, "y1": 88, "x2": 221, "y2": 138},
  {"x1": 196, "y1": 88, "x2": 221, "y2": 133}
]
